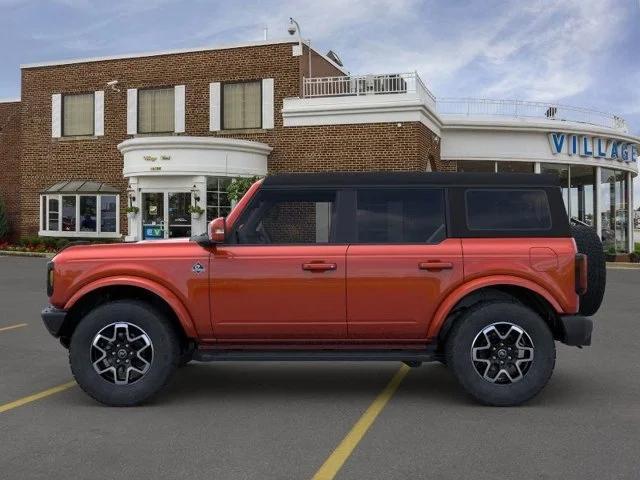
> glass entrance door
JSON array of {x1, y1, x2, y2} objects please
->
[
  {"x1": 142, "y1": 192, "x2": 165, "y2": 240},
  {"x1": 141, "y1": 191, "x2": 192, "y2": 240},
  {"x1": 168, "y1": 192, "x2": 191, "y2": 238}
]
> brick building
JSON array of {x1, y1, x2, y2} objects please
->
[{"x1": 1, "y1": 37, "x2": 638, "y2": 250}]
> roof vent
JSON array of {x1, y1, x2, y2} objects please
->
[{"x1": 326, "y1": 50, "x2": 343, "y2": 67}]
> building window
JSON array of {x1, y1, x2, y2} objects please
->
[
  {"x1": 569, "y1": 165, "x2": 596, "y2": 227},
  {"x1": 206, "y1": 177, "x2": 232, "y2": 221},
  {"x1": 601, "y1": 168, "x2": 628, "y2": 253},
  {"x1": 223, "y1": 81, "x2": 261, "y2": 130},
  {"x1": 63, "y1": 93, "x2": 94, "y2": 136},
  {"x1": 457, "y1": 160, "x2": 496, "y2": 172},
  {"x1": 138, "y1": 88, "x2": 175, "y2": 133},
  {"x1": 497, "y1": 162, "x2": 535, "y2": 173},
  {"x1": 40, "y1": 193, "x2": 120, "y2": 237}
]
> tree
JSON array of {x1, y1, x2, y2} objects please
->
[
  {"x1": 0, "y1": 196, "x2": 9, "y2": 240},
  {"x1": 226, "y1": 176, "x2": 262, "y2": 203}
]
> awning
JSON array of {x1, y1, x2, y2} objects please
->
[{"x1": 41, "y1": 180, "x2": 120, "y2": 194}]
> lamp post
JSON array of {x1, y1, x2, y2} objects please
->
[{"x1": 288, "y1": 17, "x2": 312, "y2": 94}]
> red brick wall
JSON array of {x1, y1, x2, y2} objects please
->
[
  {"x1": 17, "y1": 42, "x2": 441, "y2": 237},
  {"x1": 0, "y1": 101, "x2": 21, "y2": 239}
]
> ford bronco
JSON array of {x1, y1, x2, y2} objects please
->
[{"x1": 41, "y1": 172, "x2": 605, "y2": 406}]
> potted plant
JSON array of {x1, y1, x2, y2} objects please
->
[
  {"x1": 126, "y1": 206, "x2": 139, "y2": 218},
  {"x1": 188, "y1": 205, "x2": 205, "y2": 219}
]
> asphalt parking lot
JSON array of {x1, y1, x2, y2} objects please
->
[{"x1": 1, "y1": 256, "x2": 639, "y2": 480}]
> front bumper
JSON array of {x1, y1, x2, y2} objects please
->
[
  {"x1": 41, "y1": 305, "x2": 68, "y2": 338},
  {"x1": 559, "y1": 315, "x2": 593, "y2": 346}
]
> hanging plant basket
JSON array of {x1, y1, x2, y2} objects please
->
[
  {"x1": 188, "y1": 205, "x2": 205, "y2": 219},
  {"x1": 126, "y1": 206, "x2": 139, "y2": 218}
]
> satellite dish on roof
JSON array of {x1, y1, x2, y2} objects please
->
[{"x1": 326, "y1": 50, "x2": 343, "y2": 67}]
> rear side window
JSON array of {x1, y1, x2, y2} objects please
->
[
  {"x1": 356, "y1": 188, "x2": 446, "y2": 243},
  {"x1": 465, "y1": 189, "x2": 551, "y2": 231}
]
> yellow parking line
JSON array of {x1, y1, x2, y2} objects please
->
[
  {"x1": 311, "y1": 364, "x2": 410, "y2": 480},
  {"x1": 0, "y1": 381, "x2": 76, "y2": 414},
  {"x1": 0, "y1": 323, "x2": 28, "y2": 333}
]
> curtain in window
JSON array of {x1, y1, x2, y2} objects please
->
[
  {"x1": 223, "y1": 82, "x2": 261, "y2": 129},
  {"x1": 138, "y1": 88, "x2": 175, "y2": 133},
  {"x1": 63, "y1": 93, "x2": 94, "y2": 136}
]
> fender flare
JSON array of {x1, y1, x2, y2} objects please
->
[
  {"x1": 64, "y1": 276, "x2": 197, "y2": 338},
  {"x1": 427, "y1": 275, "x2": 564, "y2": 339}
]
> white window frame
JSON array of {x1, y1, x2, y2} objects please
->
[{"x1": 39, "y1": 193, "x2": 121, "y2": 238}]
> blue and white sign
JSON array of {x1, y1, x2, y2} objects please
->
[{"x1": 548, "y1": 132, "x2": 638, "y2": 163}]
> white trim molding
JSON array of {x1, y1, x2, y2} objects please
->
[
  {"x1": 51, "y1": 94, "x2": 62, "y2": 138},
  {"x1": 209, "y1": 82, "x2": 221, "y2": 132},
  {"x1": 126, "y1": 88, "x2": 137, "y2": 135},
  {"x1": 262, "y1": 78, "x2": 275, "y2": 129},
  {"x1": 282, "y1": 94, "x2": 442, "y2": 136},
  {"x1": 118, "y1": 135, "x2": 271, "y2": 178},
  {"x1": 174, "y1": 85, "x2": 186, "y2": 133},
  {"x1": 94, "y1": 90, "x2": 104, "y2": 136}
]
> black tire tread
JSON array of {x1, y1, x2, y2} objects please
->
[{"x1": 571, "y1": 224, "x2": 606, "y2": 316}]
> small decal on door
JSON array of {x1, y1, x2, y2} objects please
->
[{"x1": 192, "y1": 262, "x2": 205, "y2": 274}]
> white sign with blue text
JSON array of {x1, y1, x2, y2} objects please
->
[{"x1": 548, "y1": 133, "x2": 638, "y2": 163}]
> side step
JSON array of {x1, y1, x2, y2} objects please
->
[{"x1": 194, "y1": 347, "x2": 438, "y2": 363}]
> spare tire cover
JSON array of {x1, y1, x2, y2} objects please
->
[{"x1": 570, "y1": 224, "x2": 606, "y2": 316}]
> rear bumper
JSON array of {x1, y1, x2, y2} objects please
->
[
  {"x1": 559, "y1": 315, "x2": 593, "y2": 346},
  {"x1": 41, "y1": 305, "x2": 68, "y2": 338}
]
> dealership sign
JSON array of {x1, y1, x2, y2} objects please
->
[{"x1": 548, "y1": 133, "x2": 638, "y2": 163}]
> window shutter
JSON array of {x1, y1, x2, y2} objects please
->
[
  {"x1": 209, "y1": 82, "x2": 221, "y2": 131},
  {"x1": 126, "y1": 88, "x2": 137, "y2": 135},
  {"x1": 262, "y1": 78, "x2": 274, "y2": 129},
  {"x1": 174, "y1": 85, "x2": 185, "y2": 133},
  {"x1": 51, "y1": 94, "x2": 62, "y2": 138},
  {"x1": 94, "y1": 90, "x2": 104, "y2": 136}
]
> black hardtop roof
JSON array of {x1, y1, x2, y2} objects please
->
[{"x1": 262, "y1": 172, "x2": 560, "y2": 188}]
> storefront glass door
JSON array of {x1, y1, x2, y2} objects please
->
[{"x1": 141, "y1": 192, "x2": 192, "y2": 239}]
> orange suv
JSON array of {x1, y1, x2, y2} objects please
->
[{"x1": 41, "y1": 172, "x2": 605, "y2": 406}]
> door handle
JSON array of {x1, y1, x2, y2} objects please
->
[
  {"x1": 302, "y1": 262, "x2": 337, "y2": 272},
  {"x1": 419, "y1": 261, "x2": 453, "y2": 271}
]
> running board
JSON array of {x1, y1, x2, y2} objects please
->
[{"x1": 194, "y1": 347, "x2": 438, "y2": 363}]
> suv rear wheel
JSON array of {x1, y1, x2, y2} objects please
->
[
  {"x1": 445, "y1": 301, "x2": 555, "y2": 406},
  {"x1": 69, "y1": 300, "x2": 180, "y2": 406}
]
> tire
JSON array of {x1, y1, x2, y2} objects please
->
[
  {"x1": 571, "y1": 224, "x2": 606, "y2": 316},
  {"x1": 445, "y1": 301, "x2": 556, "y2": 406},
  {"x1": 69, "y1": 300, "x2": 180, "y2": 406}
]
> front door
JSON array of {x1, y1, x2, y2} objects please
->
[
  {"x1": 210, "y1": 188, "x2": 347, "y2": 339},
  {"x1": 141, "y1": 192, "x2": 192, "y2": 239},
  {"x1": 346, "y1": 188, "x2": 464, "y2": 339}
]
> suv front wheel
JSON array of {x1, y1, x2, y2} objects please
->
[
  {"x1": 69, "y1": 300, "x2": 180, "y2": 406},
  {"x1": 445, "y1": 301, "x2": 556, "y2": 406}
]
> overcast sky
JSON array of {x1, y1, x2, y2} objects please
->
[{"x1": 1, "y1": 0, "x2": 639, "y2": 152}]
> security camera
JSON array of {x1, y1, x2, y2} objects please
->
[
  {"x1": 287, "y1": 24, "x2": 297, "y2": 35},
  {"x1": 106, "y1": 80, "x2": 120, "y2": 92}
]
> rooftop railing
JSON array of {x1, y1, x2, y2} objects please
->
[
  {"x1": 302, "y1": 72, "x2": 436, "y2": 108},
  {"x1": 301, "y1": 74, "x2": 628, "y2": 132},
  {"x1": 436, "y1": 98, "x2": 628, "y2": 132}
]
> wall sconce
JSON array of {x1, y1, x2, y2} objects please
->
[
  {"x1": 126, "y1": 186, "x2": 136, "y2": 204},
  {"x1": 191, "y1": 185, "x2": 201, "y2": 203}
]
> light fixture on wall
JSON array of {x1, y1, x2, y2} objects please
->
[
  {"x1": 106, "y1": 80, "x2": 120, "y2": 93},
  {"x1": 126, "y1": 185, "x2": 136, "y2": 204},
  {"x1": 191, "y1": 185, "x2": 200, "y2": 202}
]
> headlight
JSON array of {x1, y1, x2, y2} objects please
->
[{"x1": 47, "y1": 261, "x2": 55, "y2": 296}]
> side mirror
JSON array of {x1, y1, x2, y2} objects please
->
[{"x1": 209, "y1": 217, "x2": 226, "y2": 243}]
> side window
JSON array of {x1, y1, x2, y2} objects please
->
[
  {"x1": 233, "y1": 190, "x2": 337, "y2": 244},
  {"x1": 356, "y1": 188, "x2": 446, "y2": 244},
  {"x1": 465, "y1": 189, "x2": 551, "y2": 231}
]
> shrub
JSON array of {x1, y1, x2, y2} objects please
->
[{"x1": 226, "y1": 176, "x2": 262, "y2": 203}]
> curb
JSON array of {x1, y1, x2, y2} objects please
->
[
  {"x1": 607, "y1": 262, "x2": 640, "y2": 269},
  {"x1": 0, "y1": 250, "x2": 55, "y2": 258}
]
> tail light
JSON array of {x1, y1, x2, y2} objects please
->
[
  {"x1": 47, "y1": 261, "x2": 55, "y2": 296},
  {"x1": 575, "y1": 254, "x2": 587, "y2": 295}
]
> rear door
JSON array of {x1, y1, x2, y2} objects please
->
[{"x1": 346, "y1": 187, "x2": 463, "y2": 339}]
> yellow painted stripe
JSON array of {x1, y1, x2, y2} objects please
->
[
  {"x1": 0, "y1": 381, "x2": 76, "y2": 414},
  {"x1": 311, "y1": 364, "x2": 410, "y2": 480},
  {"x1": 0, "y1": 323, "x2": 28, "y2": 333}
]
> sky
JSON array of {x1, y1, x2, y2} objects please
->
[{"x1": 0, "y1": 1, "x2": 638, "y2": 172}]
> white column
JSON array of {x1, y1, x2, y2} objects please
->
[
  {"x1": 125, "y1": 177, "x2": 139, "y2": 242},
  {"x1": 534, "y1": 162, "x2": 541, "y2": 174},
  {"x1": 627, "y1": 171, "x2": 633, "y2": 253},
  {"x1": 595, "y1": 166, "x2": 602, "y2": 240}
]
